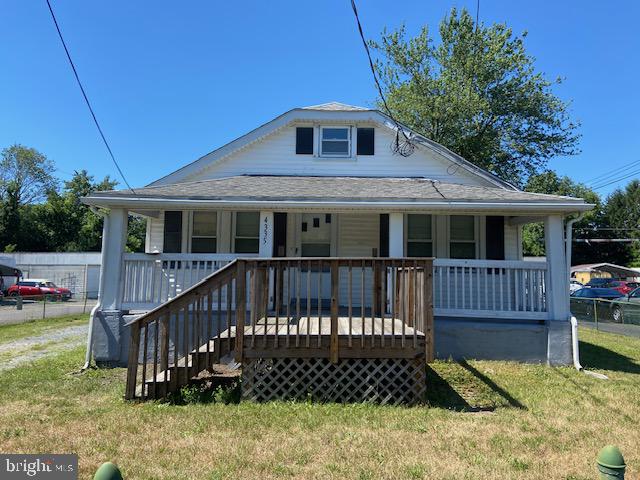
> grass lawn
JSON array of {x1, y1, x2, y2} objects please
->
[
  {"x1": 0, "y1": 327, "x2": 638, "y2": 479},
  {"x1": 0, "y1": 313, "x2": 89, "y2": 345}
]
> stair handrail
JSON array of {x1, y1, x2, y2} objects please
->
[{"x1": 125, "y1": 259, "x2": 239, "y2": 329}]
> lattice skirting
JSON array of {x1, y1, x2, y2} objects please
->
[{"x1": 241, "y1": 357, "x2": 426, "y2": 405}]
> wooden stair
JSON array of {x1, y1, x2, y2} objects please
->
[{"x1": 138, "y1": 334, "x2": 239, "y2": 399}]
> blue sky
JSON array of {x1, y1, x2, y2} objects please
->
[{"x1": 1, "y1": 1, "x2": 639, "y2": 196}]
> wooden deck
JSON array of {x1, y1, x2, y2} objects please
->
[{"x1": 126, "y1": 258, "x2": 434, "y2": 402}]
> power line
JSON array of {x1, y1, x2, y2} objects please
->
[
  {"x1": 45, "y1": 0, "x2": 136, "y2": 193},
  {"x1": 585, "y1": 158, "x2": 640, "y2": 185},
  {"x1": 349, "y1": 0, "x2": 415, "y2": 157},
  {"x1": 592, "y1": 167, "x2": 640, "y2": 190}
]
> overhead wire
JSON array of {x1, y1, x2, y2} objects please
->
[
  {"x1": 349, "y1": 0, "x2": 415, "y2": 157},
  {"x1": 585, "y1": 158, "x2": 640, "y2": 185},
  {"x1": 591, "y1": 167, "x2": 640, "y2": 190},
  {"x1": 45, "y1": 0, "x2": 136, "y2": 193}
]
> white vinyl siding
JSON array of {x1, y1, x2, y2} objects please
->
[
  {"x1": 505, "y1": 222, "x2": 523, "y2": 260},
  {"x1": 184, "y1": 125, "x2": 496, "y2": 187},
  {"x1": 145, "y1": 216, "x2": 164, "y2": 253}
]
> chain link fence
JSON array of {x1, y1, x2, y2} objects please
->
[
  {"x1": 0, "y1": 290, "x2": 98, "y2": 324},
  {"x1": 571, "y1": 296, "x2": 640, "y2": 337}
]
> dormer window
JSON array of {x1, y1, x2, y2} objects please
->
[{"x1": 320, "y1": 127, "x2": 350, "y2": 157}]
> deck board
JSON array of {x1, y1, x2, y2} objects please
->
[{"x1": 215, "y1": 316, "x2": 425, "y2": 338}]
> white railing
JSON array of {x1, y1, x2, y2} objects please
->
[
  {"x1": 121, "y1": 253, "x2": 252, "y2": 309},
  {"x1": 433, "y1": 259, "x2": 548, "y2": 319}
]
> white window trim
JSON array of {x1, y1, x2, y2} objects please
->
[
  {"x1": 319, "y1": 125, "x2": 352, "y2": 158},
  {"x1": 446, "y1": 215, "x2": 480, "y2": 259},
  {"x1": 232, "y1": 211, "x2": 260, "y2": 254},
  {"x1": 188, "y1": 210, "x2": 219, "y2": 253},
  {"x1": 404, "y1": 214, "x2": 435, "y2": 257}
]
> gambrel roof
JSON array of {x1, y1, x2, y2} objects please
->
[{"x1": 147, "y1": 102, "x2": 517, "y2": 190}]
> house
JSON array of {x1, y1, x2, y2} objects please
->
[
  {"x1": 571, "y1": 263, "x2": 640, "y2": 285},
  {"x1": 82, "y1": 102, "x2": 593, "y2": 402}
]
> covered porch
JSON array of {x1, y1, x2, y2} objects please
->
[{"x1": 82, "y1": 175, "x2": 591, "y2": 402}]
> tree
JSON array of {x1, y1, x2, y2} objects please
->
[
  {"x1": 38, "y1": 170, "x2": 119, "y2": 252},
  {"x1": 597, "y1": 181, "x2": 640, "y2": 266},
  {"x1": 370, "y1": 8, "x2": 580, "y2": 186},
  {"x1": 522, "y1": 170, "x2": 600, "y2": 260},
  {"x1": 0, "y1": 183, "x2": 21, "y2": 251},
  {"x1": 0, "y1": 144, "x2": 57, "y2": 204}
]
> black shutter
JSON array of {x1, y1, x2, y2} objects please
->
[
  {"x1": 163, "y1": 211, "x2": 182, "y2": 253},
  {"x1": 357, "y1": 128, "x2": 375, "y2": 155},
  {"x1": 296, "y1": 127, "x2": 314, "y2": 154},
  {"x1": 485, "y1": 216, "x2": 505, "y2": 260},
  {"x1": 379, "y1": 214, "x2": 389, "y2": 257}
]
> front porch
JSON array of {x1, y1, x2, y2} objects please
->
[{"x1": 88, "y1": 204, "x2": 575, "y2": 402}]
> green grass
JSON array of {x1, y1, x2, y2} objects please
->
[
  {"x1": 0, "y1": 327, "x2": 639, "y2": 479},
  {"x1": 0, "y1": 313, "x2": 89, "y2": 345}
]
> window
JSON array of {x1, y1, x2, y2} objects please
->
[
  {"x1": 234, "y1": 212, "x2": 259, "y2": 253},
  {"x1": 301, "y1": 213, "x2": 331, "y2": 256},
  {"x1": 357, "y1": 127, "x2": 375, "y2": 155},
  {"x1": 296, "y1": 127, "x2": 314, "y2": 154},
  {"x1": 191, "y1": 211, "x2": 217, "y2": 253},
  {"x1": 407, "y1": 214, "x2": 433, "y2": 257},
  {"x1": 163, "y1": 211, "x2": 183, "y2": 253},
  {"x1": 320, "y1": 127, "x2": 350, "y2": 157},
  {"x1": 449, "y1": 215, "x2": 476, "y2": 259}
]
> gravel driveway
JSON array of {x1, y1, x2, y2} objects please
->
[{"x1": 0, "y1": 324, "x2": 88, "y2": 372}]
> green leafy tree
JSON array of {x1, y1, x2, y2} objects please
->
[
  {"x1": 522, "y1": 171, "x2": 600, "y2": 259},
  {"x1": 0, "y1": 144, "x2": 57, "y2": 204},
  {"x1": 0, "y1": 183, "x2": 21, "y2": 251},
  {"x1": 598, "y1": 180, "x2": 640, "y2": 266},
  {"x1": 39, "y1": 170, "x2": 117, "y2": 251},
  {"x1": 370, "y1": 8, "x2": 580, "y2": 186}
]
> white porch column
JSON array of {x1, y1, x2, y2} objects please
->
[
  {"x1": 93, "y1": 207, "x2": 128, "y2": 366},
  {"x1": 544, "y1": 214, "x2": 571, "y2": 365},
  {"x1": 544, "y1": 215, "x2": 569, "y2": 320},
  {"x1": 99, "y1": 208, "x2": 128, "y2": 310},
  {"x1": 389, "y1": 213, "x2": 404, "y2": 257},
  {"x1": 259, "y1": 211, "x2": 274, "y2": 257}
]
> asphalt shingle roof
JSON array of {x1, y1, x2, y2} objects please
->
[{"x1": 87, "y1": 175, "x2": 586, "y2": 205}]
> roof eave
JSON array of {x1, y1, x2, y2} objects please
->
[{"x1": 82, "y1": 196, "x2": 594, "y2": 215}]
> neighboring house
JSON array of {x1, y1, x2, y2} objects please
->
[
  {"x1": 571, "y1": 263, "x2": 640, "y2": 285},
  {"x1": 82, "y1": 102, "x2": 592, "y2": 401}
]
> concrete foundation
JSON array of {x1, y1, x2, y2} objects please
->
[
  {"x1": 92, "y1": 312, "x2": 573, "y2": 367},
  {"x1": 434, "y1": 316, "x2": 572, "y2": 365}
]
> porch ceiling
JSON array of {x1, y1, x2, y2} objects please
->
[{"x1": 82, "y1": 175, "x2": 593, "y2": 214}]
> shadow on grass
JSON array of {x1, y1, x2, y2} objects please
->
[
  {"x1": 425, "y1": 365, "x2": 474, "y2": 411},
  {"x1": 579, "y1": 340, "x2": 640, "y2": 374},
  {"x1": 425, "y1": 361, "x2": 526, "y2": 412},
  {"x1": 459, "y1": 360, "x2": 526, "y2": 410}
]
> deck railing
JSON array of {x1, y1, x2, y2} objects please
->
[
  {"x1": 433, "y1": 259, "x2": 548, "y2": 319},
  {"x1": 121, "y1": 253, "x2": 252, "y2": 309},
  {"x1": 125, "y1": 258, "x2": 434, "y2": 400}
]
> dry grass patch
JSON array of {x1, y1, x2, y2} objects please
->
[
  {"x1": 0, "y1": 327, "x2": 639, "y2": 479},
  {"x1": 0, "y1": 313, "x2": 89, "y2": 344}
]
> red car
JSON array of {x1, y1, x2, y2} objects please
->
[
  {"x1": 607, "y1": 280, "x2": 639, "y2": 295},
  {"x1": 7, "y1": 279, "x2": 72, "y2": 300}
]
